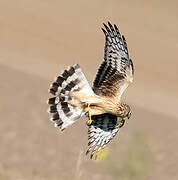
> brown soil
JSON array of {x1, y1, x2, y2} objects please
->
[{"x1": 0, "y1": 0, "x2": 178, "y2": 179}]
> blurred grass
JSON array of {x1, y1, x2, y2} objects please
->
[{"x1": 100, "y1": 132, "x2": 153, "y2": 180}]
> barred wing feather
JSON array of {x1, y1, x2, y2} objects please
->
[
  {"x1": 93, "y1": 22, "x2": 134, "y2": 99},
  {"x1": 87, "y1": 22, "x2": 133, "y2": 159},
  {"x1": 86, "y1": 113, "x2": 125, "y2": 159}
]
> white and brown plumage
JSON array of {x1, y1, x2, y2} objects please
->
[{"x1": 47, "y1": 22, "x2": 134, "y2": 159}]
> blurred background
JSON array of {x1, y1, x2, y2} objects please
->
[{"x1": 0, "y1": 0, "x2": 178, "y2": 179}]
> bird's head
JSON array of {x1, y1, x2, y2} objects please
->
[{"x1": 117, "y1": 103, "x2": 131, "y2": 120}]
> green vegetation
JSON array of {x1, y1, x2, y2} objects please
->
[{"x1": 101, "y1": 133, "x2": 152, "y2": 180}]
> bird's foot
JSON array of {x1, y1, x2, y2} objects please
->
[
  {"x1": 87, "y1": 118, "x2": 93, "y2": 126},
  {"x1": 84, "y1": 104, "x2": 93, "y2": 125}
]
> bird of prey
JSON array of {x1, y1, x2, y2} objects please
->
[{"x1": 47, "y1": 22, "x2": 134, "y2": 159}]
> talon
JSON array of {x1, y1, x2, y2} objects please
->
[{"x1": 87, "y1": 119, "x2": 93, "y2": 126}]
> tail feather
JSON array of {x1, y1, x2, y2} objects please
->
[
  {"x1": 47, "y1": 97, "x2": 56, "y2": 104},
  {"x1": 48, "y1": 64, "x2": 93, "y2": 131}
]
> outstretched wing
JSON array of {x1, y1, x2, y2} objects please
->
[
  {"x1": 93, "y1": 22, "x2": 134, "y2": 99},
  {"x1": 86, "y1": 113, "x2": 125, "y2": 159},
  {"x1": 86, "y1": 22, "x2": 133, "y2": 159}
]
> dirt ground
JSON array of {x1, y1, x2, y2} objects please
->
[{"x1": 0, "y1": 0, "x2": 178, "y2": 180}]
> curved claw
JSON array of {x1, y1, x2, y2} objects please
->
[{"x1": 87, "y1": 119, "x2": 93, "y2": 126}]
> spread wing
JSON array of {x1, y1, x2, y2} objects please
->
[
  {"x1": 86, "y1": 22, "x2": 133, "y2": 159},
  {"x1": 86, "y1": 113, "x2": 125, "y2": 159},
  {"x1": 93, "y1": 22, "x2": 134, "y2": 99}
]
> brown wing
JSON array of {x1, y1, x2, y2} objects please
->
[{"x1": 93, "y1": 22, "x2": 134, "y2": 99}]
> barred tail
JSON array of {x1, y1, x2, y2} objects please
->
[{"x1": 47, "y1": 64, "x2": 93, "y2": 131}]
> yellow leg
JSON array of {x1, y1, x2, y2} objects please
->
[
  {"x1": 87, "y1": 113, "x2": 92, "y2": 125},
  {"x1": 84, "y1": 104, "x2": 93, "y2": 125}
]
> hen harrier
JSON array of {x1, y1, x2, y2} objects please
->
[{"x1": 47, "y1": 22, "x2": 134, "y2": 159}]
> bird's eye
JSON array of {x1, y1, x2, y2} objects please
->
[{"x1": 127, "y1": 111, "x2": 131, "y2": 119}]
